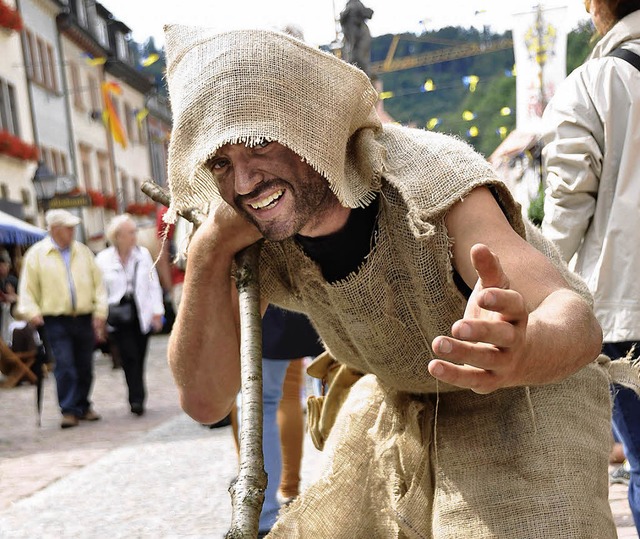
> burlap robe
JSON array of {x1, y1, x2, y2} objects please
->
[
  {"x1": 161, "y1": 26, "x2": 621, "y2": 537},
  {"x1": 269, "y1": 364, "x2": 615, "y2": 538}
]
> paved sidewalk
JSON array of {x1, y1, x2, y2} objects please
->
[{"x1": 0, "y1": 334, "x2": 636, "y2": 537}]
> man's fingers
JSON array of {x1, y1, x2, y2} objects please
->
[
  {"x1": 450, "y1": 318, "x2": 520, "y2": 348},
  {"x1": 470, "y1": 243, "x2": 509, "y2": 290},
  {"x1": 428, "y1": 359, "x2": 499, "y2": 394},
  {"x1": 472, "y1": 288, "x2": 527, "y2": 322},
  {"x1": 432, "y1": 335, "x2": 505, "y2": 372}
]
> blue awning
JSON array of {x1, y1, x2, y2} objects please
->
[{"x1": 0, "y1": 210, "x2": 46, "y2": 245}]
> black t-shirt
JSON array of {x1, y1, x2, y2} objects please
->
[{"x1": 295, "y1": 196, "x2": 380, "y2": 283}]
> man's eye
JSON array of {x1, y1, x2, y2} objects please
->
[
  {"x1": 209, "y1": 158, "x2": 228, "y2": 171},
  {"x1": 255, "y1": 140, "x2": 271, "y2": 149}
]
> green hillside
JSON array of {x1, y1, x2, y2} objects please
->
[{"x1": 372, "y1": 22, "x2": 595, "y2": 158}]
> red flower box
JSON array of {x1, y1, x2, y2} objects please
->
[
  {"x1": 87, "y1": 189, "x2": 106, "y2": 207},
  {"x1": 105, "y1": 195, "x2": 117, "y2": 211},
  {"x1": 0, "y1": 1, "x2": 23, "y2": 32},
  {"x1": 126, "y1": 202, "x2": 155, "y2": 216},
  {"x1": 0, "y1": 130, "x2": 38, "y2": 161}
]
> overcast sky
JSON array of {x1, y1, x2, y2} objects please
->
[{"x1": 98, "y1": 1, "x2": 590, "y2": 48}]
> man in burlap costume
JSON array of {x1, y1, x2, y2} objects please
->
[{"x1": 163, "y1": 25, "x2": 616, "y2": 538}]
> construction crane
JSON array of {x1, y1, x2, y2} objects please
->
[{"x1": 370, "y1": 34, "x2": 514, "y2": 75}]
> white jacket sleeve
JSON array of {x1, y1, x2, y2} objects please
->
[{"x1": 541, "y1": 73, "x2": 602, "y2": 263}]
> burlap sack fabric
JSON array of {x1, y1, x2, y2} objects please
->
[
  {"x1": 163, "y1": 25, "x2": 618, "y2": 538},
  {"x1": 164, "y1": 25, "x2": 385, "y2": 224}
]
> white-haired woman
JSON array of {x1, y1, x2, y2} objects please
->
[{"x1": 96, "y1": 214, "x2": 164, "y2": 416}]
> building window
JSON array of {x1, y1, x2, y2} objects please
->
[
  {"x1": 41, "y1": 146, "x2": 69, "y2": 176},
  {"x1": 115, "y1": 32, "x2": 129, "y2": 62},
  {"x1": 21, "y1": 188, "x2": 31, "y2": 206},
  {"x1": 124, "y1": 102, "x2": 136, "y2": 144},
  {"x1": 0, "y1": 184, "x2": 8, "y2": 199},
  {"x1": 45, "y1": 44, "x2": 58, "y2": 92},
  {"x1": 79, "y1": 145, "x2": 92, "y2": 190},
  {"x1": 76, "y1": 0, "x2": 88, "y2": 27},
  {"x1": 93, "y1": 18, "x2": 109, "y2": 48},
  {"x1": 24, "y1": 30, "x2": 59, "y2": 93},
  {"x1": 69, "y1": 62, "x2": 84, "y2": 110},
  {"x1": 87, "y1": 74, "x2": 101, "y2": 112},
  {"x1": 119, "y1": 170, "x2": 129, "y2": 207},
  {"x1": 137, "y1": 113, "x2": 147, "y2": 145},
  {"x1": 133, "y1": 178, "x2": 142, "y2": 202},
  {"x1": 0, "y1": 78, "x2": 20, "y2": 137},
  {"x1": 97, "y1": 151, "x2": 110, "y2": 192},
  {"x1": 24, "y1": 30, "x2": 37, "y2": 81}
]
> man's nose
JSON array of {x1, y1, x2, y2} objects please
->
[{"x1": 233, "y1": 160, "x2": 264, "y2": 195}]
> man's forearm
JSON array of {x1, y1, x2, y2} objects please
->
[
  {"x1": 524, "y1": 288, "x2": 602, "y2": 385},
  {"x1": 168, "y1": 247, "x2": 241, "y2": 423}
]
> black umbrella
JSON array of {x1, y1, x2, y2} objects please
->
[{"x1": 35, "y1": 326, "x2": 54, "y2": 427}]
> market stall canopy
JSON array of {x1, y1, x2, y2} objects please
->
[{"x1": 0, "y1": 210, "x2": 46, "y2": 245}]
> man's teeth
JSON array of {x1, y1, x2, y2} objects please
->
[{"x1": 250, "y1": 190, "x2": 284, "y2": 209}]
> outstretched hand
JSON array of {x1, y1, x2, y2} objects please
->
[{"x1": 429, "y1": 243, "x2": 529, "y2": 393}]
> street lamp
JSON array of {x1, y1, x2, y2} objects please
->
[{"x1": 32, "y1": 161, "x2": 77, "y2": 207}]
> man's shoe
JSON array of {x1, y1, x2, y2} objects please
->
[
  {"x1": 60, "y1": 414, "x2": 79, "y2": 429},
  {"x1": 610, "y1": 461, "x2": 631, "y2": 486},
  {"x1": 79, "y1": 409, "x2": 101, "y2": 421},
  {"x1": 130, "y1": 403, "x2": 145, "y2": 416}
]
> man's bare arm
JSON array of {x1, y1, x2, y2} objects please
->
[
  {"x1": 167, "y1": 202, "x2": 263, "y2": 423},
  {"x1": 429, "y1": 186, "x2": 602, "y2": 392}
]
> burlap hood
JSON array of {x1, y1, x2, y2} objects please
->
[{"x1": 163, "y1": 25, "x2": 385, "y2": 221}]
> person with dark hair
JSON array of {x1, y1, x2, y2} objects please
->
[
  {"x1": 0, "y1": 249, "x2": 18, "y2": 342},
  {"x1": 162, "y1": 25, "x2": 617, "y2": 537},
  {"x1": 541, "y1": 0, "x2": 640, "y2": 531}
]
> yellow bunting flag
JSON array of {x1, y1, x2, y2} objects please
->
[
  {"x1": 140, "y1": 53, "x2": 159, "y2": 67},
  {"x1": 379, "y1": 91, "x2": 394, "y2": 100},
  {"x1": 135, "y1": 107, "x2": 149, "y2": 126},
  {"x1": 426, "y1": 118, "x2": 440, "y2": 130},
  {"x1": 462, "y1": 110, "x2": 475, "y2": 121},
  {"x1": 498, "y1": 126, "x2": 508, "y2": 139},
  {"x1": 467, "y1": 126, "x2": 479, "y2": 137},
  {"x1": 500, "y1": 107, "x2": 512, "y2": 116},
  {"x1": 463, "y1": 75, "x2": 480, "y2": 92},
  {"x1": 82, "y1": 53, "x2": 106, "y2": 66},
  {"x1": 423, "y1": 79, "x2": 435, "y2": 92},
  {"x1": 101, "y1": 82, "x2": 127, "y2": 149}
]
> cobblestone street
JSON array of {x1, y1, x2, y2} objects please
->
[{"x1": 0, "y1": 334, "x2": 636, "y2": 537}]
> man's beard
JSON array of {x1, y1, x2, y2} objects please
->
[{"x1": 235, "y1": 173, "x2": 338, "y2": 241}]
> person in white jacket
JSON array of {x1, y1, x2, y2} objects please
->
[
  {"x1": 96, "y1": 214, "x2": 164, "y2": 416},
  {"x1": 541, "y1": 0, "x2": 640, "y2": 532}
]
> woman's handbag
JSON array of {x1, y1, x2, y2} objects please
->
[
  {"x1": 107, "y1": 294, "x2": 135, "y2": 327},
  {"x1": 107, "y1": 261, "x2": 138, "y2": 327}
]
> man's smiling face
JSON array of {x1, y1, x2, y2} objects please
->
[{"x1": 208, "y1": 141, "x2": 349, "y2": 240}]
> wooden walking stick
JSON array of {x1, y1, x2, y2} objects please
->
[{"x1": 142, "y1": 181, "x2": 267, "y2": 538}]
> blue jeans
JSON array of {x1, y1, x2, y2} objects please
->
[
  {"x1": 605, "y1": 341, "x2": 640, "y2": 534},
  {"x1": 236, "y1": 358, "x2": 290, "y2": 533},
  {"x1": 43, "y1": 315, "x2": 96, "y2": 417}
]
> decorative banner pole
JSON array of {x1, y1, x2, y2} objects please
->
[{"x1": 141, "y1": 181, "x2": 266, "y2": 538}]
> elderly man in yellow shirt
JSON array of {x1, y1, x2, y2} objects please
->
[{"x1": 17, "y1": 209, "x2": 108, "y2": 429}]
